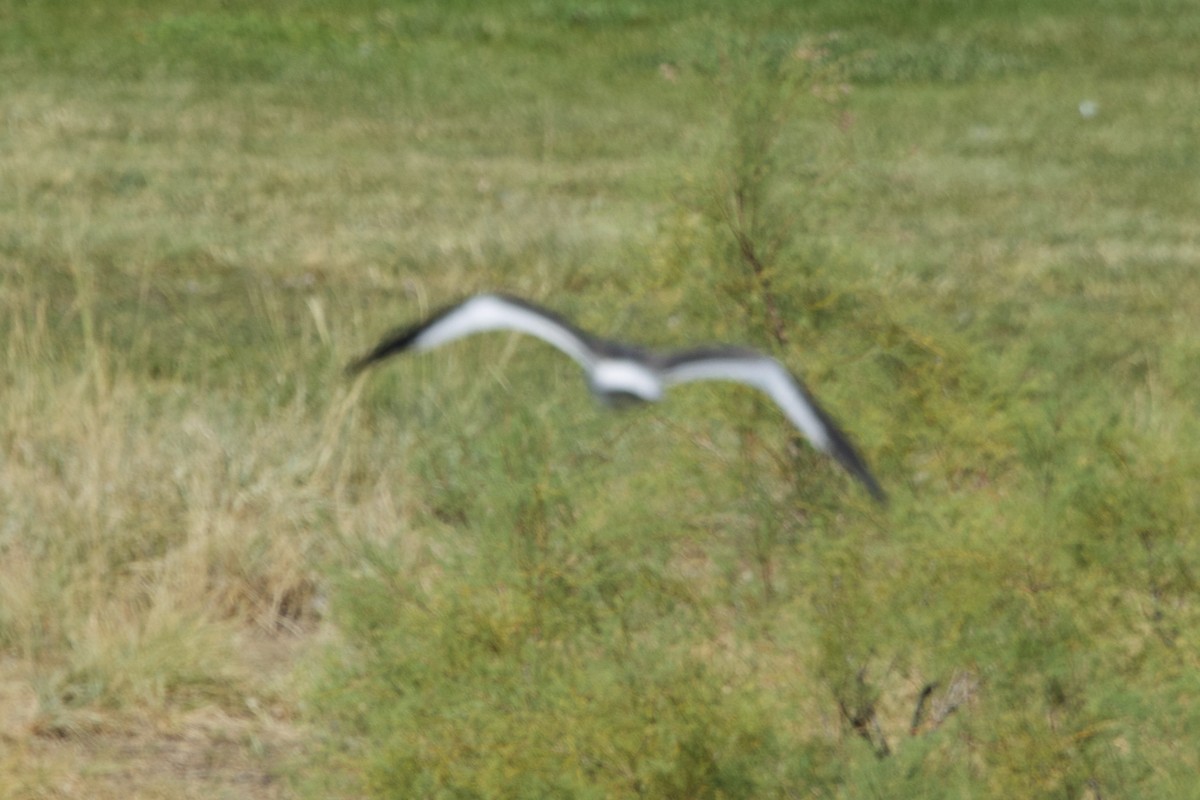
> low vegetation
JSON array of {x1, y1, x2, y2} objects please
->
[{"x1": 2, "y1": 1, "x2": 1197, "y2": 797}]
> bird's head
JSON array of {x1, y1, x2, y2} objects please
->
[{"x1": 589, "y1": 359, "x2": 663, "y2": 405}]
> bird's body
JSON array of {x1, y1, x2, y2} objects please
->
[{"x1": 349, "y1": 293, "x2": 886, "y2": 503}]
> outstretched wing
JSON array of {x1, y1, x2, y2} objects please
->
[
  {"x1": 659, "y1": 348, "x2": 886, "y2": 503},
  {"x1": 347, "y1": 293, "x2": 599, "y2": 374}
]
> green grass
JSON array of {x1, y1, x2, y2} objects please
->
[{"x1": 2, "y1": 0, "x2": 1199, "y2": 797}]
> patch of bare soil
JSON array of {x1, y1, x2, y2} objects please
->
[{"x1": 0, "y1": 634, "x2": 314, "y2": 800}]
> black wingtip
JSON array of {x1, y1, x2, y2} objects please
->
[
  {"x1": 344, "y1": 355, "x2": 372, "y2": 378},
  {"x1": 344, "y1": 321, "x2": 427, "y2": 378},
  {"x1": 347, "y1": 296, "x2": 499, "y2": 379},
  {"x1": 826, "y1": 431, "x2": 888, "y2": 506},
  {"x1": 859, "y1": 468, "x2": 889, "y2": 506},
  {"x1": 799, "y1": 392, "x2": 887, "y2": 506}
]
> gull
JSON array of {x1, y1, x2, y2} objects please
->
[{"x1": 348, "y1": 293, "x2": 886, "y2": 503}]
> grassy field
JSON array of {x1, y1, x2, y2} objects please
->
[{"x1": 2, "y1": 0, "x2": 1198, "y2": 796}]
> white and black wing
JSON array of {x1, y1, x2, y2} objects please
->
[
  {"x1": 347, "y1": 293, "x2": 599, "y2": 374},
  {"x1": 659, "y1": 348, "x2": 886, "y2": 503},
  {"x1": 348, "y1": 294, "x2": 886, "y2": 503}
]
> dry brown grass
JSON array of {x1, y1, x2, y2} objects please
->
[
  {"x1": 0, "y1": 351, "x2": 320, "y2": 797},
  {"x1": 0, "y1": 70, "x2": 580, "y2": 791},
  {"x1": 0, "y1": 638, "x2": 307, "y2": 800}
]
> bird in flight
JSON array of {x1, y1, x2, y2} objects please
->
[{"x1": 348, "y1": 293, "x2": 885, "y2": 503}]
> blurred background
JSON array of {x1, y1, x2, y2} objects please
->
[{"x1": 1, "y1": 1, "x2": 1197, "y2": 797}]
